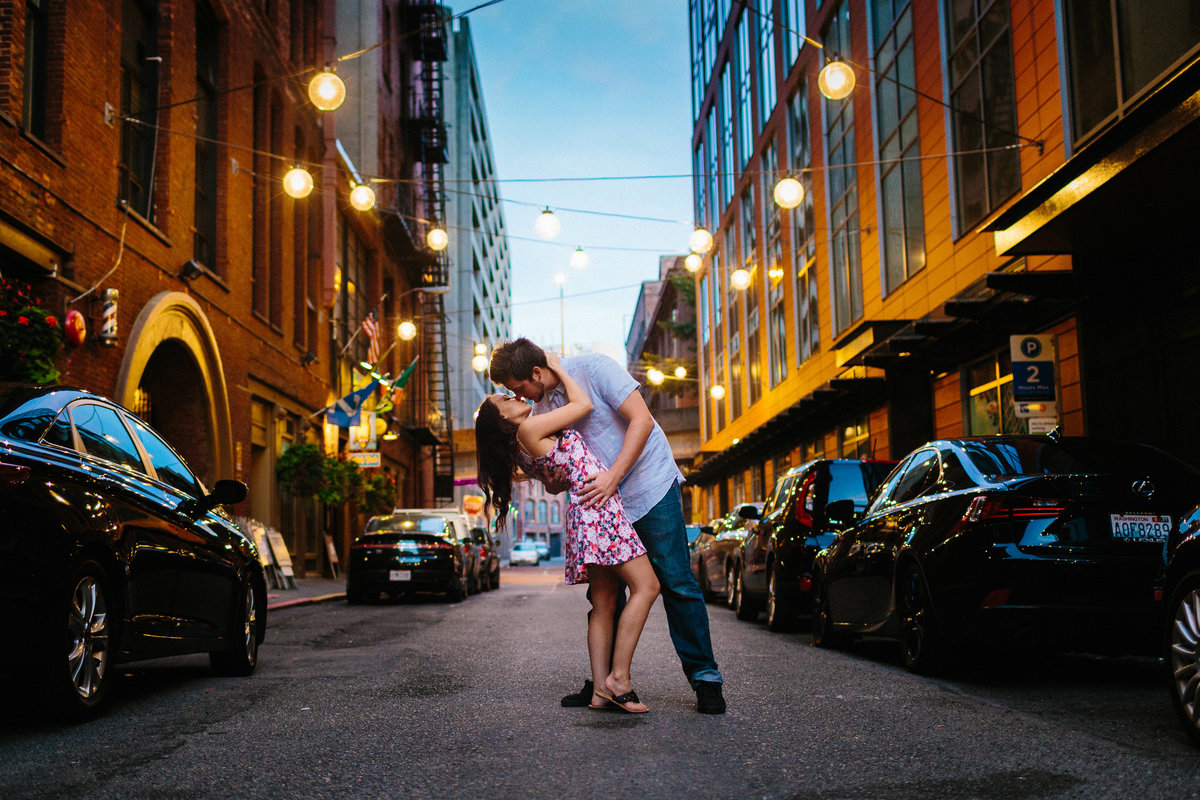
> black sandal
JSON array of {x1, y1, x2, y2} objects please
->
[{"x1": 595, "y1": 687, "x2": 649, "y2": 714}]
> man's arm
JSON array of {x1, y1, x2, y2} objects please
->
[{"x1": 577, "y1": 388, "x2": 654, "y2": 508}]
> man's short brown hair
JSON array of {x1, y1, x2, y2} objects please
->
[{"x1": 488, "y1": 338, "x2": 547, "y2": 384}]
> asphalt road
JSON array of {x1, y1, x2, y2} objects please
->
[{"x1": 3, "y1": 562, "x2": 1200, "y2": 799}]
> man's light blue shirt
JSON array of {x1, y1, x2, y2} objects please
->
[{"x1": 534, "y1": 353, "x2": 683, "y2": 522}]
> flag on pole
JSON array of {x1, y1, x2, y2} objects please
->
[
  {"x1": 361, "y1": 310, "x2": 380, "y2": 364},
  {"x1": 326, "y1": 380, "x2": 379, "y2": 428},
  {"x1": 389, "y1": 356, "x2": 420, "y2": 406}
]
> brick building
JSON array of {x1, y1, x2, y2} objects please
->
[
  {"x1": 0, "y1": 0, "x2": 455, "y2": 575},
  {"x1": 686, "y1": 0, "x2": 1200, "y2": 518}
]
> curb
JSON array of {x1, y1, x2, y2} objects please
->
[{"x1": 267, "y1": 592, "x2": 346, "y2": 611}]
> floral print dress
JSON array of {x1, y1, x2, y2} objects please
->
[{"x1": 517, "y1": 428, "x2": 646, "y2": 585}]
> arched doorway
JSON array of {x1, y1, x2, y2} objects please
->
[{"x1": 115, "y1": 292, "x2": 232, "y2": 488}]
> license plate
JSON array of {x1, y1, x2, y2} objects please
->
[
  {"x1": 1110, "y1": 514, "x2": 1172, "y2": 541},
  {"x1": 389, "y1": 570, "x2": 412, "y2": 581}
]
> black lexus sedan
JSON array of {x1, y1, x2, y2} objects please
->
[
  {"x1": 811, "y1": 434, "x2": 1200, "y2": 673},
  {"x1": 0, "y1": 384, "x2": 262, "y2": 717},
  {"x1": 736, "y1": 458, "x2": 896, "y2": 630},
  {"x1": 346, "y1": 510, "x2": 471, "y2": 602}
]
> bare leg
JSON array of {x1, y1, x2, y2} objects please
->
[
  {"x1": 601, "y1": 555, "x2": 660, "y2": 712},
  {"x1": 586, "y1": 567, "x2": 621, "y2": 707}
]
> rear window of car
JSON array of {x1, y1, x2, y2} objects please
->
[
  {"x1": 960, "y1": 438, "x2": 1200, "y2": 482},
  {"x1": 366, "y1": 516, "x2": 452, "y2": 537}
]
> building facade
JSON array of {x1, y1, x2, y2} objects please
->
[
  {"x1": 686, "y1": 0, "x2": 1200, "y2": 520},
  {"x1": 0, "y1": 0, "x2": 455, "y2": 575}
]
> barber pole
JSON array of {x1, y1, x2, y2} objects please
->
[{"x1": 99, "y1": 288, "x2": 118, "y2": 345}]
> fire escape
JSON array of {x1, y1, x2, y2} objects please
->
[{"x1": 406, "y1": 0, "x2": 455, "y2": 504}]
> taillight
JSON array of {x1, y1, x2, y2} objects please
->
[
  {"x1": 963, "y1": 494, "x2": 1066, "y2": 523},
  {"x1": 0, "y1": 461, "x2": 30, "y2": 490}
]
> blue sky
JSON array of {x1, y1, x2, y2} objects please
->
[{"x1": 467, "y1": 1, "x2": 695, "y2": 366}]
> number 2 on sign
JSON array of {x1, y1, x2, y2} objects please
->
[{"x1": 1025, "y1": 365, "x2": 1040, "y2": 383}]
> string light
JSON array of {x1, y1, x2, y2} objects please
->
[
  {"x1": 283, "y1": 167, "x2": 314, "y2": 198},
  {"x1": 646, "y1": 368, "x2": 665, "y2": 386},
  {"x1": 818, "y1": 60, "x2": 856, "y2": 100},
  {"x1": 773, "y1": 177, "x2": 804, "y2": 209},
  {"x1": 689, "y1": 228, "x2": 714, "y2": 254},
  {"x1": 685, "y1": 253, "x2": 702, "y2": 272},
  {"x1": 472, "y1": 353, "x2": 490, "y2": 372},
  {"x1": 730, "y1": 268, "x2": 752, "y2": 291},
  {"x1": 674, "y1": 366, "x2": 687, "y2": 379},
  {"x1": 308, "y1": 70, "x2": 347, "y2": 111},
  {"x1": 569, "y1": 246, "x2": 589, "y2": 270},
  {"x1": 398, "y1": 320, "x2": 417, "y2": 341},
  {"x1": 535, "y1": 207, "x2": 561, "y2": 240},
  {"x1": 426, "y1": 227, "x2": 449, "y2": 251},
  {"x1": 709, "y1": 385, "x2": 726, "y2": 400},
  {"x1": 349, "y1": 183, "x2": 376, "y2": 211}
]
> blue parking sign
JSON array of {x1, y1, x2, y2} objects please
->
[{"x1": 1010, "y1": 335, "x2": 1056, "y2": 401}]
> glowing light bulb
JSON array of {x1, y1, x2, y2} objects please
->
[
  {"x1": 398, "y1": 321, "x2": 417, "y2": 341},
  {"x1": 819, "y1": 61, "x2": 856, "y2": 100},
  {"x1": 685, "y1": 253, "x2": 702, "y2": 272},
  {"x1": 646, "y1": 368, "x2": 664, "y2": 386},
  {"x1": 308, "y1": 70, "x2": 347, "y2": 111},
  {"x1": 570, "y1": 246, "x2": 589, "y2": 270},
  {"x1": 674, "y1": 366, "x2": 687, "y2": 379},
  {"x1": 349, "y1": 183, "x2": 376, "y2": 211},
  {"x1": 689, "y1": 227, "x2": 714, "y2": 254},
  {"x1": 535, "y1": 207, "x2": 561, "y2": 239},
  {"x1": 283, "y1": 167, "x2": 314, "y2": 198},
  {"x1": 426, "y1": 227, "x2": 449, "y2": 251},
  {"x1": 731, "y1": 268, "x2": 752, "y2": 291},
  {"x1": 709, "y1": 384, "x2": 726, "y2": 400},
  {"x1": 773, "y1": 177, "x2": 804, "y2": 209}
]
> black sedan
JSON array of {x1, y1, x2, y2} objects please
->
[
  {"x1": 691, "y1": 503, "x2": 760, "y2": 607},
  {"x1": 470, "y1": 525, "x2": 501, "y2": 591},
  {"x1": 0, "y1": 384, "x2": 262, "y2": 717},
  {"x1": 812, "y1": 433, "x2": 1200, "y2": 672},
  {"x1": 346, "y1": 510, "x2": 471, "y2": 602},
  {"x1": 736, "y1": 458, "x2": 896, "y2": 630},
  {"x1": 1163, "y1": 504, "x2": 1200, "y2": 746}
]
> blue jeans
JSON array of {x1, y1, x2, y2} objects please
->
[{"x1": 632, "y1": 483, "x2": 723, "y2": 687}]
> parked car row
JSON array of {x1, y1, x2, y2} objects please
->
[
  {"x1": 346, "y1": 508, "x2": 502, "y2": 603},
  {"x1": 692, "y1": 433, "x2": 1200, "y2": 747}
]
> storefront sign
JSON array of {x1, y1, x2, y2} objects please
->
[{"x1": 348, "y1": 452, "x2": 381, "y2": 468}]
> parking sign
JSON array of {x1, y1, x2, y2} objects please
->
[{"x1": 1010, "y1": 335, "x2": 1056, "y2": 401}]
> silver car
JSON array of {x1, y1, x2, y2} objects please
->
[{"x1": 510, "y1": 541, "x2": 541, "y2": 566}]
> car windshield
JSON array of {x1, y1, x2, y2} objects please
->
[
  {"x1": 959, "y1": 438, "x2": 1200, "y2": 481},
  {"x1": 366, "y1": 515, "x2": 451, "y2": 536},
  {"x1": 514, "y1": 542, "x2": 536, "y2": 550}
]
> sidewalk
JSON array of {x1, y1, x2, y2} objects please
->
[{"x1": 266, "y1": 574, "x2": 346, "y2": 611}]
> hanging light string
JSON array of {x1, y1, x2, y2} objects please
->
[
  {"x1": 728, "y1": 0, "x2": 1043, "y2": 153},
  {"x1": 154, "y1": 0, "x2": 510, "y2": 114}
]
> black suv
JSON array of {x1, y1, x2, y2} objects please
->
[{"x1": 735, "y1": 458, "x2": 897, "y2": 630}]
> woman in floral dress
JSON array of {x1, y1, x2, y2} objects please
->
[{"x1": 476, "y1": 352, "x2": 660, "y2": 713}]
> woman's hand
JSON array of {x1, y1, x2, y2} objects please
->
[{"x1": 544, "y1": 351, "x2": 563, "y2": 375}]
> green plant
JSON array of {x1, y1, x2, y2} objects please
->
[
  {"x1": 0, "y1": 280, "x2": 65, "y2": 384},
  {"x1": 357, "y1": 470, "x2": 397, "y2": 515}
]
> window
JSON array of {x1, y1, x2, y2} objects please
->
[
  {"x1": 839, "y1": 413, "x2": 870, "y2": 458},
  {"x1": 721, "y1": 63, "x2": 736, "y2": 207},
  {"x1": 1064, "y1": 0, "x2": 1200, "y2": 144},
  {"x1": 339, "y1": 217, "x2": 372, "y2": 365},
  {"x1": 550, "y1": 502, "x2": 560, "y2": 525},
  {"x1": 888, "y1": 449, "x2": 940, "y2": 505},
  {"x1": 71, "y1": 404, "x2": 145, "y2": 474},
  {"x1": 706, "y1": 111, "x2": 720, "y2": 227},
  {"x1": 965, "y1": 350, "x2": 1029, "y2": 434},
  {"x1": 194, "y1": 1, "x2": 219, "y2": 270},
  {"x1": 736, "y1": 11, "x2": 754, "y2": 167},
  {"x1": 727, "y1": 227, "x2": 744, "y2": 418},
  {"x1": 741, "y1": 185, "x2": 762, "y2": 406},
  {"x1": 537, "y1": 500, "x2": 547, "y2": 523},
  {"x1": 782, "y1": 0, "x2": 807, "y2": 68},
  {"x1": 872, "y1": 0, "x2": 925, "y2": 294},
  {"x1": 23, "y1": 0, "x2": 49, "y2": 140},
  {"x1": 756, "y1": 0, "x2": 776, "y2": 132},
  {"x1": 694, "y1": 141, "x2": 707, "y2": 232},
  {"x1": 119, "y1": 0, "x2": 159, "y2": 220},
  {"x1": 944, "y1": 0, "x2": 1020, "y2": 231},
  {"x1": 763, "y1": 143, "x2": 787, "y2": 388},
  {"x1": 524, "y1": 500, "x2": 534, "y2": 520},
  {"x1": 129, "y1": 417, "x2": 202, "y2": 496},
  {"x1": 788, "y1": 85, "x2": 820, "y2": 365},
  {"x1": 823, "y1": 3, "x2": 863, "y2": 336}
]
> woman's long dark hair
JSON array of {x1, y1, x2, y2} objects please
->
[{"x1": 475, "y1": 397, "x2": 521, "y2": 532}]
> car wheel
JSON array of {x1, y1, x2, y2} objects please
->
[
  {"x1": 811, "y1": 570, "x2": 848, "y2": 649},
  {"x1": 898, "y1": 560, "x2": 940, "y2": 673},
  {"x1": 724, "y1": 563, "x2": 737, "y2": 608},
  {"x1": 734, "y1": 568, "x2": 759, "y2": 621},
  {"x1": 765, "y1": 567, "x2": 795, "y2": 632},
  {"x1": 447, "y1": 568, "x2": 467, "y2": 603},
  {"x1": 49, "y1": 561, "x2": 113, "y2": 718},
  {"x1": 1167, "y1": 573, "x2": 1200, "y2": 746},
  {"x1": 479, "y1": 568, "x2": 492, "y2": 592},
  {"x1": 211, "y1": 578, "x2": 260, "y2": 677}
]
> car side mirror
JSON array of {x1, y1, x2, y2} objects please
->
[
  {"x1": 739, "y1": 505, "x2": 761, "y2": 520},
  {"x1": 824, "y1": 498, "x2": 857, "y2": 526},
  {"x1": 182, "y1": 479, "x2": 247, "y2": 518},
  {"x1": 700, "y1": 526, "x2": 714, "y2": 535}
]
